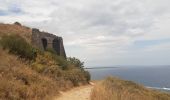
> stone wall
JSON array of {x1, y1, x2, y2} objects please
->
[{"x1": 31, "y1": 28, "x2": 66, "y2": 58}]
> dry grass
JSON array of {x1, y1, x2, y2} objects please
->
[
  {"x1": 31, "y1": 51, "x2": 89, "y2": 87},
  {"x1": 0, "y1": 48, "x2": 89, "y2": 100},
  {"x1": 0, "y1": 23, "x2": 32, "y2": 43},
  {"x1": 0, "y1": 23, "x2": 90, "y2": 100},
  {"x1": 91, "y1": 77, "x2": 170, "y2": 100},
  {"x1": 0, "y1": 49, "x2": 60, "y2": 100}
]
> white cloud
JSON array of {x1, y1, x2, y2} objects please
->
[{"x1": 0, "y1": 0, "x2": 170, "y2": 66}]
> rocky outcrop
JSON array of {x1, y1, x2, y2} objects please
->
[{"x1": 31, "y1": 28, "x2": 66, "y2": 58}]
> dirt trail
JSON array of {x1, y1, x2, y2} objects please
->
[{"x1": 55, "y1": 85, "x2": 93, "y2": 100}]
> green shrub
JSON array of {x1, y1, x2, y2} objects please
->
[
  {"x1": 84, "y1": 70, "x2": 91, "y2": 82},
  {"x1": 62, "y1": 69, "x2": 88, "y2": 86},
  {"x1": 45, "y1": 49, "x2": 86, "y2": 71},
  {"x1": 67, "y1": 57, "x2": 84, "y2": 69},
  {"x1": 46, "y1": 48, "x2": 57, "y2": 55},
  {"x1": 27, "y1": 42, "x2": 90, "y2": 84},
  {"x1": 51, "y1": 54, "x2": 68, "y2": 70},
  {"x1": 0, "y1": 34, "x2": 37, "y2": 60}
]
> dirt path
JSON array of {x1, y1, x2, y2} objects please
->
[{"x1": 55, "y1": 85, "x2": 93, "y2": 100}]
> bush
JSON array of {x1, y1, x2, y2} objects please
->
[
  {"x1": 53, "y1": 55, "x2": 68, "y2": 70},
  {"x1": 0, "y1": 34, "x2": 36, "y2": 60},
  {"x1": 67, "y1": 57, "x2": 84, "y2": 69},
  {"x1": 44, "y1": 49, "x2": 86, "y2": 70},
  {"x1": 46, "y1": 48, "x2": 57, "y2": 55},
  {"x1": 32, "y1": 51, "x2": 91, "y2": 85},
  {"x1": 84, "y1": 70, "x2": 91, "y2": 82},
  {"x1": 62, "y1": 69, "x2": 88, "y2": 86}
]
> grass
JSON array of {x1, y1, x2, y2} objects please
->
[
  {"x1": 0, "y1": 34, "x2": 36, "y2": 60},
  {"x1": 0, "y1": 46, "x2": 90, "y2": 100},
  {"x1": 91, "y1": 77, "x2": 170, "y2": 100},
  {"x1": 31, "y1": 51, "x2": 90, "y2": 86},
  {"x1": 0, "y1": 23, "x2": 90, "y2": 100},
  {"x1": 0, "y1": 23, "x2": 32, "y2": 43},
  {"x1": 0, "y1": 49, "x2": 59, "y2": 100}
]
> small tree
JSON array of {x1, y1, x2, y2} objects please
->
[{"x1": 67, "y1": 57, "x2": 84, "y2": 68}]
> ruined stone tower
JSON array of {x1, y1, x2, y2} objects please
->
[{"x1": 31, "y1": 28, "x2": 66, "y2": 58}]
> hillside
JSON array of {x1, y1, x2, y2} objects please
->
[
  {"x1": 0, "y1": 22, "x2": 32, "y2": 43},
  {"x1": 91, "y1": 77, "x2": 170, "y2": 100},
  {"x1": 0, "y1": 49, "x2": 59, "y2": 100},
  {"x1": 1, "y1": 22, "x2": 170, "y2": 100},
  {"x1": 0, "y1": 23, "x2": 90, "y2": 100}
]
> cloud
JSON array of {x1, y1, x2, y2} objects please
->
[
  {"x1": 0, "y1": 1, "x2": 23, "y2": 16},
  {"x1": 0, "y1": 0, "x2": 170, "y2": 66}
]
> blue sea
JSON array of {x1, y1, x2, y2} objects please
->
[{"x1": 86, "y1": 66, "x2": 170, "y2": 92}]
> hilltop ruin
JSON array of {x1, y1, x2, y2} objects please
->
[{"x1": 31, "y1": 28, "x2": 66, "y2": 58}]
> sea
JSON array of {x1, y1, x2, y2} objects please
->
[{"x1": 86, "y1": 66, "x2": 170, "y2": 92}]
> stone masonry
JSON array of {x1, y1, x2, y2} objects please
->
[{"x1": 31, "y1": 28, "x2": 66, "y2": 58}]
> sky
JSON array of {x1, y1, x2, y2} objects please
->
[{"x1": 0, "y1": 0, "x2": 170, "y2": 67}]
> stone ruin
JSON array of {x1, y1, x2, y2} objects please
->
[{"x1": 31, "y1": 28, "x2": 66, "y2": 58}]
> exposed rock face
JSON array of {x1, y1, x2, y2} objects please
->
[{"x1": 31, "y1": 28, "x2": 66, "y2": 58}]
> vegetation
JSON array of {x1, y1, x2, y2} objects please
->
[
  {"x1": 0, "y1": 49, "x2": 59, "y2": 100},
  {"x1": 31, "y1": 51, "x2": 90, "y2": 86},
  {"x1": 91, "y1": 77, "x2": 170, "y2": 100},
  {"x1": 0, "y1": 34, "x2": 36, "y2": 60},
  {"x1": 0, "y1": 31, "x2": 90, "y2": 100},
  {"x1": 0, "y1": 23, "x2": 32, "y2": 43},
  {"x1": 67, "y1": 57, "x2": 84, "y2": 69}
]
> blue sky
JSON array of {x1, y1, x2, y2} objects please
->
[
  {"x1": 0, "y1": 2, "x2": 22, "y2": 15},
  {"x1": 0, "y1": 0, "x2": 170, "y2": 66}
]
